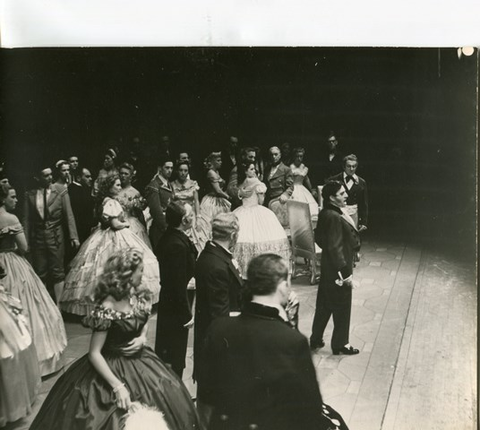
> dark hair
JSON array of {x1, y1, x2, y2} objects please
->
[
  {"x1": 237, "y1": 161, "x2": 255, "y2": 185},
  {"x1": 293, "y1": 147, "x2": 305, "y2": 156},
  {"x1": 166, "y1": 201, "x2": 187, "y2": 228},
  {"x1": 322, "y1": 180, "x2": 343, "y2": 203},
  {"x1": 246, "y1": 254, "x2": 288, "y2": 296},
  {"x1": 97, "y1": 173, "x2": 120, "y2": 199},
  {"x1": 94, "y1": 249, "x2": 146, "y2": 302},
  {"x1": 176, "y1": 161, "x2": 190, "y2": 171},
  {"x1": 343, "y1": 154, "x2": 358, "y2": 167},
  {"x1": 157, "y1": 156, "x2": 174, "y2": 168},
  {"x1": 0, "y1": 183, "x2": 12, "y2": 206}
]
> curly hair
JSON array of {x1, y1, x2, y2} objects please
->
[
  {"x1": 203, "y1": 151, "x2": 222, "y2": 170},
  {"x1": 94, "y1": 248, "x2": 146, "y2": 303},
  {"x1": 0, "y1": 183, "x2": 12, "y2": 206},
  {"x1": 97, "y1": 172, "x2": 120, "y2": 199}
]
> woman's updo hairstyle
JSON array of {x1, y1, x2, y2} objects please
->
[
  {"x1": 0, "y1": 183, "x2": 12, "y2": 206},
  {"x1": 203, "y1": 151, "x2": 222, "y2": 170},
  {"x1": 94, "y1": 248, "x2": 146, "y2": 302},
  {"x1": 97, "y1": 172, "x2": 120, "y2": 199}
]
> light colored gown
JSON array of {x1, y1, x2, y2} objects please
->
[
  {"x1": 290, "y1": 163, "x2": 318, "y2": 222},
  {"x1": 0, "y1": 214, "x2": 67, "y2": 376},
  {"x1": 60, "y1": 198, "x2": 161, "y2": 316},
  {"x1": 116, "y1": 185, "x2": 152, "y2": 249},
  {"x1": 233, "y1": 178, "x2": 291, "y2": 278}
]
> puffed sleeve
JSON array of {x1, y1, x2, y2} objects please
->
[
  {"x1": 82, "y1": 307, "x2": 113, "y2": 332},
  {"x1": 192, "y1": 180, "x2": 200, "y2": 191},
  {"x1": 102, "y1": 198, "x2": 123, "y2": 219},
  {"x1": 0, "y1": 222, "x2": 24, "y2": 238},
  {"x1": 254, "y1": 182, "x2": 267, "y2": 194}
]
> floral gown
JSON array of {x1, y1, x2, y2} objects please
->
[
  {"x1": 116, "y1": 185, "x2": 152, "y2": 249},
  {"x1": 233, "y1": 178, "x2": 291, "y2": 278},
  {"x1": 30, "y1": 296, "x2": 200, "y2": 430},
  {"x1": 0, "y1": 286, "x2": 41, "y2": 426},
  {"x1": 0, "y1": 215, "x2": 67, "y2": 376},
  {"x1": 60, "y1": 198, "x2": 161, "y2": 316}
]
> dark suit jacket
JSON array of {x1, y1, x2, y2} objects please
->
[
  {"x1": 263, "y1": 162, "x2": 294, "y2": 205},
  {"x1": 145, "y1": 174, "x2": 173, "y2": 249},
  {"x1": 329, "y1": 172, "x2": 369, "y2": 227},
  {"x1": 155, "y1": 227, "x2": 197, "y2": 326},
  {"x1": 201, "y1": 302, "x2": 325, "y2": 430},
  {"x1": 315, "y1": 203, "x2": 360, "y2": 283},
  {"x1": 68, "y1": 183, "x2": 95, "y2": 243},
  {"x1": 23, "y1": 183, "x2": 78, "y2": 245},
  {"x1": 194, "y1": 241, "x2": 243, "y2": 382}
]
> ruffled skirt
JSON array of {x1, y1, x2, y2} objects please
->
[
  {"x1": 233, "y1": 205, "x2": 291, "y2": 278},
  {"x1": 0, "y1": 296, "x2": 41, "y2": 426},
  {"x1": 0, "y1": 252, "x2": 67, "y2": 376},
  {"x1": 30, "y1": 347, "x2": 200, "y2": 430},
  {"x1": 60, "y1": 228, "x2": 161, "y2": 316},
  {"x1": 125, "y1": 215, "x2": 152, "y2": 249}
]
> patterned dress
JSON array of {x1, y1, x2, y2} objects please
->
[
  {"x1": 0, "y1": 214, "x2": 67, "y2": 376},
  {"x1": 30, "y1": 296, "x2": 200, "y2": 430},
  {"x1": 60, "y1": 198, "x2": 160, "y2": 316},
  {"x1": 116, "y1": 185, "x2": 152, "y2": 249},
  {"x1": 233, "y1": 178, "x2": 291, "y2": 278},
  {"x1": 171, "y1": 179, "x2": 209, "y2": 253},
  {"x1": 0, "y1": 286, "x2": 41, "y2": 426}
]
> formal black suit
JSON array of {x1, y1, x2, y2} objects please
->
[
  {"x1": 329, "y1": 172, "x2": 369, "y2": 227},
  {"x1": 311, "y1": 203, "x2": 361, "y2": 350},
  {"x1": 201, "y1": 302, "x2": 325, "y2": 430},
  {"x1": 194, "y1": 241, "x2": 243, "y2": 390},
  {"x1": 154, "y1": 227, "x2": 197, "y2": 377}
]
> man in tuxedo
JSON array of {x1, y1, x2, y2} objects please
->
[
  {"x1": 194, "y1": 212, "x2": 243, "y2": 406},
  {"x1": 145, "y1": 157, "x2": 174, "y2": 249},
  {"x1": 200, "y1": 254, "x2": 325, "y2": 430},
  {"x1": 68, "y1": 167, "x2": 95, "y2": 243},
  {"x1": 312, "y1": 132, "x2": 344, "y2": 185},
  {"x1": 310, "y1": 181, "x2": 361, "y2": 355},
  {"x1": 155, "y1": 201, "x2": 196, "y2": 378},
  {"x1": 23, "y1": 165, "x2": 79, "y2": 304},
  {"x1": 329, "y1": 154, "x2": 368, "y2": 231}
]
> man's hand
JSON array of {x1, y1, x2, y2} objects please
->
[
  {"x1": 183, "y1": 317, "x2": 194, "y2": 329},
  {"x1": 119, "y1": 335, "x2": 146, "y2": 356},
  {"x1": 279, "y1": 194, "x2": 288, "y2": 204},
  {"x1": 358, "y1": 224, "x2": 367, "y2": 232},
  {"x1": 71, "y1": 239, "x2": 80, "y2": 249}
]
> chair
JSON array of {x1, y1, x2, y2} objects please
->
[{"x1": 286, "y1": 200, "x2": 321, "y2": 284}]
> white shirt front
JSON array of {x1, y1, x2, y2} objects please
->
[{"x1": 36, "y1": 187, "x2": 51, "y2": 219}]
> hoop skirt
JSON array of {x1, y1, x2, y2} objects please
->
[
  {"x1": 0, "y1": 286, "x2": 41, "y2": 426},
  {"x1": 0, "y1": 222, "x2": 67, "y2": 376},
  {"x1": 60, "y1": 199, "x2": 160, "y2": 316},
  {"x1": 291, "y1": 164, "x2": 318, "y2": 222},
  {"x1": 30, "y1": 300, "x2": 200, "y2": 430},
  {"x1": 233, "y1": 179, "x2": 291, "y2": 278}
]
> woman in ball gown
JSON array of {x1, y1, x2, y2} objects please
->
[
  {"x1": 0, "y1": 267, "x2": 41, "y2": 427},
  {"x1": 60, "y1": 174, "x2": 160, "y2": 316},
  {"x1": 0, "y1": 184, "x2": 67, "y2": 376},
  {"x1": 116, "y1": 162, "x2": 152, "y2": 248},
  {"x1": 290, "y1": 147, "x2": 319, "y2": 224},
  {"x1": 232, "y1": 163, "x2": 291, "y2": 279},
  {"x1": 31, "y1": 249, "x2": 200, "y2": 430},
  {"x1": 171, "y1": 161, "x2": 209, "y2": 253},
  {"x1": 93, "y1": 148, "x2": 119, "y2": 197}
]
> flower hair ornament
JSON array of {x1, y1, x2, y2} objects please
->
[{"x1": 121, "y1": 402, "x2": 169, "y2": 430}]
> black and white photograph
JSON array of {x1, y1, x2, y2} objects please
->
[{"x1": 0, "y1": 3, "x2": 478, "y2": 430}]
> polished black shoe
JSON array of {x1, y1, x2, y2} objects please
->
[
  {"x1": 310, "y1": 339, "x2": 325, "y2": 350},
  {"x1": 332, "y1": 345, "x2": 360, "y2": 355}
]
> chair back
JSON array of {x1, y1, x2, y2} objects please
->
[{"x1": 287, "y1": 200, "x2": 316, "y2": 260}]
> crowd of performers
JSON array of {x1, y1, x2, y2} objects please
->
[{"x1": 0, "y1": 132, "x2": 368, "y2": 429}]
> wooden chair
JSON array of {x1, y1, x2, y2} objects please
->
[{"x1": 286, "y1": 200, "x2": 321, "y2": 284}]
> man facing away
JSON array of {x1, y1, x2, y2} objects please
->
[
  {"x1": 199, "y1": 254, "x2": 326, "y2": 430},
  {"x1": 23, "y1": 165, "x2": 79, "y2": 304},
  {"x1": 155, "y1": 201, "x2": 197, "y2": 378}
]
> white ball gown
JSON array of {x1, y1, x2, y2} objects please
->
[
  {"x1": 60, "y1": 198, "x2": 160, "y2": 315},
  {"x1": 0, "y1": 214, "x2": 67, "y2": 376},
  {"x1": 290, "y1": 164, "x2": 319, "y2": 222},
  {"x1": 233, "y1": 178, "x2": 291, "y2": 278}
]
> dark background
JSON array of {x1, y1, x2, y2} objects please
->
[{"x1": 0, "y1": 48, "x2": 477, "y2": 260}]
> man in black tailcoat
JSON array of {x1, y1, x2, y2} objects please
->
[
  {"x1": 194, "y1": 212, "x2": 243, "y2": 408},
  {"x1": 310, "y1": 181, "x2": 361, "y2": 355},
  {"x1": 155, "y1": 201, "x2": 197, "y2": 378},
  {"x1": 199, "y1": 254, "x2": 325, "y2": 430},
  {"x1": 68, "y1": 167, "x2": 95, "y2": 243}
]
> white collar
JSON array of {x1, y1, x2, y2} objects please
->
[
  {"x1": 251, "y1": 300, "x2": 289, "y2": 322},
  {"x1": 343, "y1": 172, "x2": 358, "y2": 182}
]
